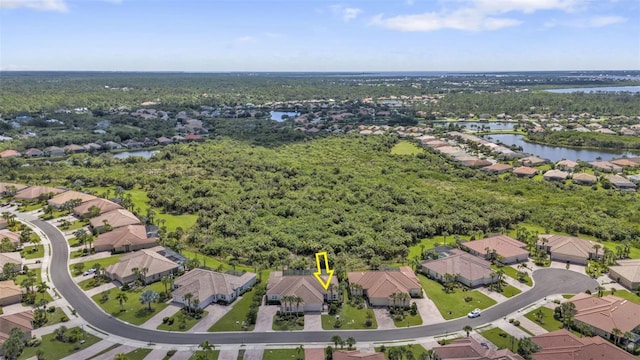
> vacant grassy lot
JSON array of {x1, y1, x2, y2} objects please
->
[
  {"x1": 69, "y1": 254, "x2": 122, "y2": 275},
  {"x1": 91, "y1": 282, "x2": 168, "y2": 325},
  {"x1": 321, "y1": 303, "x2": 377, "y2": 330},
  {"x1": 391, "y1": 140, "x2": 424, "y2": 155},
  {"x1": 182, "y1": 250, "x2": 253, "y2": 273},
  {"x1": 21, "y1": 244, "x2": 44, "y2": 259},
  {"x1": 418, "y1": 274, "x2": 497, "y2": 319},
  {"x1": 481, "y1": 327, "x2": 519, "y2": 351},
  {"x1": 208, "y1": 288, "x2": 256, "y2": 332},
  {"x1": 157, "y1": 311, "x2": 208, "y2": 332},
  {"x1": 262, "y1": 349, "x2": 303, "y2": 360},
  {"x1": 523, "y1": 306, "x2": 563, "y2": 332},
  {"x1": 18, "y1": 327, "x2": 101, "y2": 360}
]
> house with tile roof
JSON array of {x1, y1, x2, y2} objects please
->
[
  {"x1": 0, "y1": 253, "x2": 22, "y2": 278},
  {"x1": 605, "y1": 174, "x2": 637, "y2": 191},
  {"x1": 512, "y1": 166, "x2": 538, "y2": 178},
  {"x1": 0, "y1": 150, "x2": 21, "y2": 158},
  {"x1": 73, "y1": 198, "x2": 122, "y2": 218},
  {"x1": 105, "y1": 248, "x2": 179, "y2": 285},
  {"x1": 0, "y1": 310, "x2": 33, "y2": 347},
  {"x1": 609, "y1": 259, "x2": 640, "y2": 291},
  {"x1": 266, "y1": 271, "x2": 339, "y2": 312},
  {"x1": 421, "y1": 249, "x2": 493, "y2": 288},
  {"x1": 0, "y1": 183, "x2": 27, "y2": 195},
  {"x1": 589, "y1": 161, "x2": 622, "y2": 173},
  {"x1": 90, "y1": 209, "x2": 140, "y2": 231},
  {"x1": 543, "y1": 169, "x2": 569, "y2": 182},
  {"x1": 520, "y1": 156, "x2": 547, "y2": 166},
  {"x1": 43, "y1": 146, "x2": 65, "y2": 157},
  {"x1": 462, "y1": 235, "x2": 529, "y2": 264},
  {"x1": 432, "y1": 337, "x2": 524, "y2": 360},
  {"x1": 93, "y1": 224, "x2": 157, "y2": 253},
  {"x1": 348, "y1": 266, "x2": 421, "y2": 307},
  {"x1": 556, "y1": 159, "x2": 579, "y2": 170},
  {"x1": 14, "y1": 186, "x2": 64, "y2": 201},
  {"x1": 0, "y1": 280, "x2": 22, "y2": 305},
  {"x1": 23, "y1": 148, "x2": 44, "y2": 157},
  {"x1": 572, "y1": 172, "x2": 597, "y2": 185},
  {"x1": 482, "y1": 163, "x2": 513, "y2": 174},
  {"x1": 0, "y1": 230, "x2": 22, "y2": 248},
  {"x1": 333, "y1": 350, "x2": 385, "y2": 360},
  {"x1": 531, "y1": 329, "x2": 636, "y2": 360},
  {"x1": 47, "y1": 190, "x2": 96, "y2": 209},
  {"x1": 172, "y1": 268, "x2": 256, "y2": 307},
  {"x1": 537, "y1": 234, "x2": 602, "y2": 265},
  {"x1": 569, "y1": 293, "x2": 640, "y2": 345}
]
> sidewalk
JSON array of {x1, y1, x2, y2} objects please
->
[
  {"x1": 515, "y1": 314, "x2": 548, "y2": 336},
  {"x1": 189, "y1": 303, "x2": 234, "y2": 332},
  {"x1": 60, "y1": 340, "x2": 118, "y2": 360}
]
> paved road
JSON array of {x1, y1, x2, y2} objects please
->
[{"x1": 37, "y1": 217, "x2": 599, "y2": 345}]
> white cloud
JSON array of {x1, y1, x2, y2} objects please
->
[
  {"x1": 471, "y1": 0, "x2": 581, "y2": 14},
  {"x1": 584, "y1": 15, "x2": 626, "y2": 27},
  {"x1": 331, "y1": 5, "x2": 362, "y2": 22},
  {"x1": 0, "y1": 0, "x2": 68, "y2": 12},
  {"x1": 233, "y1": 36, "x2": 255, "y2": 44}
]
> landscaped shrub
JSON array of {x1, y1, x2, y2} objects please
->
[
  {"x1": 328, "y1": 303, "x2": 338, "y2": 315},
  {"x1": 121, "y1": 283, "x2": 130, "y2": 291},
  {"x1": 334, "y1": 319, "x2": 343, "y2": 328},
  {"x1": 509, "y1": 318, "x2": 514, "y2": 323},
  {"x1": 47, "y1": 306, "x2": 55, "y2": 313},
  {"x1": 60, "y1": 316, "x2": 69, "y2": 322},
  {"x1": 162, "y1": 317, "x2": 170, "y2": 324},
  {"x1": 464, "y1": 296, "x2": 473, "y2": 303},
  {"x1": 167, "y1": 350, "x2": 176, "y2": 356},
  {"x1": 499, "y1": 332, "x2": 507, "y2": 337},
  {"x1": 365, "y1": 319, "x2": 373, "y2": 327},
  {"x1": 513, "y1": 320, "x2": 520, "y2": 326}
]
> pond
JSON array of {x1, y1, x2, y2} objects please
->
[
  {"x1": 485, "y1": 134, "x2": 633, "y2": 162},
  {"x1": 270, "y1": 111, "x2": 299, "y2": 122},
  {"x1": 113, "y1": 150, "x2": 159, "y2": 159},
  {"x1": 545, "y1": 86, "x2": 640, "y2": 94}
]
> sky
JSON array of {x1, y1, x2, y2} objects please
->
[{"x1": 1, "y1": 0, "x2": 639, "y2": 72}]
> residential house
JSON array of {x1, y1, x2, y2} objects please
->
[
  {"x1": 556, "y1": 159, "x2": 579, "y2": 171},
  {"x1": 172, "y1": 268, "x2": 256, "y2": 308},
  {"x1": 266, "y1": 271, "x2": 339, "y2": 312},
  {"x1": 432, "y1": 337, "x2": 524, "y2": 360},
  {"x1": 609, "y1": 259, "x2": 640, "y2": 290},
  {"x1": 605, "y1": 174, "x2": 637, "y2": 191},
  {"x1": 0, "y1": 150, "x2": 21, "y2": 158},
  {"x1": 105, "y1": 248, "x2": 179, "y2": 285},
  {"x1": 103, "y1": 141, "x2": 122, "y2": 150},
  {"x1": 0, "y1": 182, "x2": 27, "y2": 195},
  {"x1": 90, "y1": 209, "x2": 140, "y2": 231},
  {"x1": 461, "y1": 159, "x2": 492, "y2": 168},
  {"x1": 83, "y1": 143, "x2": 102, "y2": 152},
  {"x1": 347, "y1": 266, "x2": 422, "y2": 307},
  {"x1": 570, "y1": 292, "x2": 640, "y2": 344},
  {"x1": 47, "y1": 190, "x2": 96, "y2": 209},
  {"x1": 543, "y1": 169, "x2": 569, "y2": 182},
  {"x1": 0, "y1": 310, "x2": 33, "y2": 347},
  {"x1": 0, "y1": 253, "x2": 22, "y2": 277},
  {"x1": 531, "y1": 329, "x2": 636, "y2": 360},
  {"x1": 512, "y1": 166, "x2": 538, "y2": 178},
  {"x1": 0, "y1": 231, "x2": 21, "y2": 248},
  {"x1": 73, "y1": 198, "x2": 122, "y2": 218},
  {"x1": 43, "y1": 146, "x2": 65, "y2": 157},
  {"x1": 572, "y1": 173, "x2": 597, "y2": 186},
  {"x1": 93, "y1": 224, "x2": 157, "y2": 253},
  {"x1": 537, "y1": 234, "x2": 603, "y2": 265},
  {"x1": 611, "y1": 159, "x2": 637, "y2": 168},
  {"x1": 23, "y1": 148, "x2": 44, "y2": 157},
  {"x1": 63, "y1": 144, "x2": 85, "y2": 153},
  {"x1": 589, "y1": 161, "x2": 622, "y2": 173},
  {"x1": 0, "y1": 280, "x2": 22, "y2": 305},
  {"x1": 462, "y1": 235, "x2": 529, "y2": 264},
  {"x1": 157, "y1": 137, "x2": 173, "y2": 145},
  {"x1": 14, "y1": 186, "x2": 64, "y2": 201},
  {"x1": 333, "y1": 350, "x2": 385, "y2": 360},
  {"x1": 520, "y1": 156, "x2": 547, "y2": 166},
  {"x1": 421, "y1": 249, "x2": 493, "y2": 288},
  {"x1": 482, "y1": 163, "x2": 513, "y2": 174}
]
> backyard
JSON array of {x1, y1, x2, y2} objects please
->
[
  {"x1": 91, "y1": 282, "x2": 168, "y2": 325},
  {"x1": 321, "y1": 303, "x2": 377, "y2": 330},
  {"x1": 418, "y1": 274, "x2": 497, "y2": 320}
]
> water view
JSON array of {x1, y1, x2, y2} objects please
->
[
  {"x1": 439, "y1": 121, "x2": 516, "y2": 131},
  {"x1": 113, "y1": 150, "x2": 159, "y2": 159},
  {"x1": 545, "y1": 86, "x2": 640, "y2": 94},
  {"x1": 270, "y1": 111, "x2": 299, "y2": 122},
  {"x1": 485, "y1": 134, "x2": 633, "y2": 162}
]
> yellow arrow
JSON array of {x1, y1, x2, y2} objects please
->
[{"x1": 313, "y1": 251, "x2": 334, "y2": 290}]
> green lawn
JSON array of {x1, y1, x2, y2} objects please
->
[
  {"x1": 77, "y1": 276, "x2": 112, "y2": 291},
  {"x1": 18, "y1": 327, "x2": 101, "y2": 360},
  {"x1": 408, "y1": 237, "x2": 447, "y2": 260},
  {"x1": 562, "y1": 294, "x2": 574, "y2": 299},
  {"x1": 501, "y1": 285, "x2": 522, "y2": 298},
  {"x1": 492, "y1": 265, "x2": 533, "y2": 287},
  {"x1": 182, "y1": 250, "x2": 253, "y2": 273},
  {"x1": 157, "y1": 311, "x2": 208, "y2": 332},
  {"x1": 69, "y1": 255, "x2": 122, "y2": 275},
  {"x1": 391, "y1": 141, "x2": 424, "y2": 155},
  {"x1": 392, "y1": 312, "x2": 423, "y2": 327},
  {"x1": 262, "y1": 349, "x2": 303, "y2": 360},
  {"x1": 91, "y1": 282, "x2": 168, "y2": 325},
  {"x1": 321, "y1": 303, "x2": 377, "y2": 330},
  {"x1": 60, "y1": 220, "x2": 89, "y2": 231},
  {"x1": 208, "y1": 287, "x2": 256, "y2": 332},
  {"x1": 21, "y1": 244, "x2": 44, "y2": 259},
  {"x1": 125, "y1": 348, "x2": 153, "y2": 360},
  {"x1": 14, "y1": 272, "x2": 54, "y2": 304},
  {"x1": 189, "y1": 350, "x2": 220, "y2": 360},
  {"x1": 480, "y1": 327, "x2": 520, "y2": 352},
  {"x1": 418, "y1": 274, "x2": 497, "y2": 319},
  {"x1": 376, "y1": 344, "x2": 428, "y2": 360},
  {"x1": 523, "y1": 307, "x2": 564, "y2": 332},
  {"x1": 272, "y1": 314, "x2": 304, "y2": 331},
  {"x1": 35, "y1": 307, "x2": 68, "y2": 328},
  {"x1": 610, "y1": 289, "x2": 640, "y2": 304},
  {"x1": 18, "y1": 202, "x2": 45, "y2": 212}
]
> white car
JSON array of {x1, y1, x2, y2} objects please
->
[
  {"x1": 83, "y1": 268, "x2": 96, "y2": 276},
  {"x1": 468, "y1": 308, "x2": 481, "y2": 318}
]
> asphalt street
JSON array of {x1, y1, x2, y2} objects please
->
[{"x1": 35, "y1": 217, "x2": 599, "y2": 345}]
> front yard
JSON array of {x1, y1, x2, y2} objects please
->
[
  {"x1": 262, "y1": 349, "x2": 303, "y2": 360},
  {"x1": 272, "y1": 313, "x2": 304, "y2": 331},
  {"x1": 321, "y1": 303, "x2": 377, "y2": 330},
  {"x1": 491, "y1": 265, "x2": 533, "y2": 287},
  {"x1": 418, "y1": 274, "x2": 497, "y2": 320},
  {"x1": 157, "y1": 310, "x2": 208, "y2": 332},
  {"x1": 523, "y1": 306, "x2": 563, "y2": 332},
  {"x1": 21, "y1": 244, "x2": 44, "y2": 259},
  {"x1": 69, "y1": 254, "x2": 122, "y2": 275},
  {"x1": 500, "y1": 285, "x2": 522, "y2": 298},
  {"x1": 392, "y1": 312, "x2": 423, "y2": 327},
  {"x1": 91, "y1": 282, "x2": 168, "y2": 325},
  {"x1": 376, "y1": 344, "x2": 428, "y2": 360},
  {"x1": 480, "y1": 327, "x2": 519, "y2": 351},
  {"x1": 208, "y1": 287, "x2": 256, "y2": 332},
  {"x1": 18, "y1": 326, "x2": 101, "y2": 360}
]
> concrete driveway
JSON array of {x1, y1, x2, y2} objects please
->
[
  {"x1": 304, "y1": 313, "x2": 323, "y2": 331},
  {"x1": 254, "y1": 305, "x2": 278, "y2": 332}
]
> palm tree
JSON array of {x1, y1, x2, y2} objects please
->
[
  {"x1": 612, "y1": 328, "x2": 622, "y2": 346},
  {"x1": 296, "y1": 345, "x2": 304, "y2": 360},
  {"x1": 345, "y1": 336, "x2": 356, "y2": 350},
  {"x1": 183, "y1": 292, "x2": 194, "y2": 314},
  {"x1": 113, "y1": 353, "x2": 129, "y2": 360},
  {"x1": 115, "y1": 292, "x2": 128, "y2": 312},
  {"x1": 624, "y1": 331, "x2": 636, "y2": 353},
  {"x1": 596, "y1": 285, "x2": 605, "y2": 297},
  {"x1": 592, "y1": 244, "x2": 601, "y2": 260},
  {"x1": 560, "y1": 302, "x2": 576, "y2": 329},
  {"x1": 36, "y1": 281, "x2": 49, "y2": 301},
  {"x1": 463, "y1": 325, "x2": 473, "y2": 337},
  {"x1": 294, "y1": 296, "x2": 303, "y2": 313},
  {"x1": 139, "y1": 290, "x2": 159, "y2": 311},
  {"x1": 161, "y1": 275, "x2": 171, "y2": 295},
  {"x1": 331, "y1": 335, "x2": 343, "y2": 349},
  {"x1": 199, "y1": 340, "x2": 215, "y2": 360},
  {"x1": 328, "y1": 283, "x2": 337, "y2": 302},
  {"x1": 534, "y1": 308, "x2": 545, "y2": 324}
]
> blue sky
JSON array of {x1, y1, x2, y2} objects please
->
[{"x1": 1, "y1": 0, "x2": 638, "y2": 71}]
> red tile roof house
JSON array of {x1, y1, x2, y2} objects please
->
[
  {"x1": 421, "y1": 249, "x2": 493, "y2": 288},
  {"x1": 569, "y1": 292, "x2": 640, "y2": 347},
  {"x1": 347, "y1": 266, "x2": 422, "y2": 307},
  {"x1": 512, "y1": 166, "x2": 538, "y2": 178},
  {"x1": 172, "y1": 268, "x2": 256, "y2": 308},
  {"x1": 0, "y1": 149, "x2": 21, "y2": 158},
  {"x1": 0, "y1": 182, "x2": 28, "y2": 195},
  {"x1": 589, "y1": 161, "x2": 622, "y2": 173},
  {"x1": 23, "y1": 148, "x2": 44, "y2": 157},
  {"x1": 90, "y1": 209, "x2": 140, "y2": 232},
  {"x1": 462, "y1": 235, "x2": 529, "y2": 264},
  {"x1": 482, "y1": 163, "x2": 513, "y2": 174},
  {"x1": 333, "y1": 350, "x2": 385, "y2": 360},
  {"x1": 556, "y1": 159, "x2": 579, "y2": 170},
  {"x1": 572, "y1": 173, "x2": 598, "y2": 186},
  {"x1": 520, "y1": 156, "x2": 547, "y2": 166},
  {"x1": 93, "y1": 224, "x2": 157, "y2": 253},
  {"x1": 605, "y1": 174, "x2": 637, "y2": 191},
  {"x1": 542, "y1": 169, "x2": 569, "y2": 182},
  {"x1": 608, "y1": 259, "x2": 640, "y2": 291},
  {"x1": 537, "y1": 234, "x2": 603, "y2": 265},
  {"x1": 73, "y1": 198, "x2": 122, "y2": 218},
  {"x1": 0, "y1": 280, "x2": 22, "y2": 305},
  {"x1": 531, "y1": 329, "x2": 636, "y2": 360},
  {"x1": 14, "y1": 186, "x2": 65, "y2": 202},
  {"x1": 0, "y1": 310, "x2": 33, "y2": 349},
  {"x1": 0, "y1": 230, "x2": 21, "y2": 248},
  {"x1": 0, "y1": 252, "x2": 22, "y2": 279},
  {"x1": 47, "y1": 190, "x2": 96, "y2": 209},
  {"x1": 432, "y1": 337, "x2": 524, "y2": 360},
  {"x1": 266, "y1": 271, "x2": 339, "y2": 313}
]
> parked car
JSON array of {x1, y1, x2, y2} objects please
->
[
  {"x1": 467, "y1": 308, "x2": 481, "y2": 318},
  {"x1": 83, "y1": 268, "x2": 96, "y2": 276}
]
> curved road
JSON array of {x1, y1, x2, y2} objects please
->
[{"x1": 37, "y1": 218, "x2": 599, "y2": 345}]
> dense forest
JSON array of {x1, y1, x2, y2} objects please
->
[{"x1": 2, "y1": 135, "x2": 638, "y2": 268}]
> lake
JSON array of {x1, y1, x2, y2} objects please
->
[
  {"x1": 113, "y1": 150, "x2": 159, "y2": 159},
  {"x1": 270, "y1": 111, "x2": 298, "y2": 122},
  {"x1": 435, "y1": 121, "x2": 516, "y2": 131},
  {"x1": 545, "y1": 86, "x2": 640, "y2": 94},
  {"x1": 485, "y1": 134, "x2": 633, "y2": 162}
]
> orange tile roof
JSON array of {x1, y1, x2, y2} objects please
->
[
  {"x1": 347, "y1": 266, "x2": 420, "y2": 299},
  {"x1": 532, "y1": 329, "x2": 636, "y2": 360},
  {"x1": 90, "y1": 209, "x2": 140, "y2": 229},
  {"x1": 73, "y1": 198, "x2": 122, "y2": 216},
  {"x1": 463, "y1": 235, "x2": 529, "y2": 259},
  {"x1": 14, "y1": 186, "x2": 64, "y2": 200},
  {"x1": 93, "y1": 225, "x2": 154, "y2": 250},
  {"x1": 570, "y1": 293, "x2": 640, "y2": 334},
  {"x1": 267, "y1": 272, "x2": 337, "y2": 305}
]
